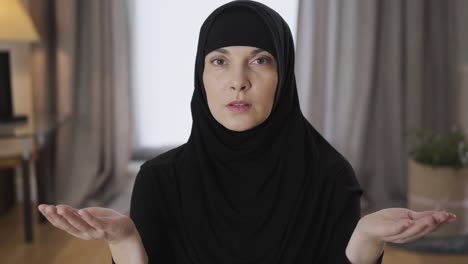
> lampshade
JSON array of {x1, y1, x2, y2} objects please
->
[{"x1": 0, "y1": 0, "x2": 39, "y2": 42}]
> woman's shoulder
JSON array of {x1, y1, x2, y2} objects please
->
[
  {"x1": 132, "y1": 144, "x2": 187, "y2": 187},
  {"x1": 141, "y1": 144, "x2": 187, "y2": 170},
  {"x1": 307, "y1": 126, "x2": 361, "y2": 192}
]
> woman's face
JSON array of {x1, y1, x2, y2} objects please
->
[{"x1": 203, "y1": 46, "x2": 278, "y2": 132}]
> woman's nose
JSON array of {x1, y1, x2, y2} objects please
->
[
  {"x1": 230, "y1": 83, "x2": 249, "y2": 91},
  {"x1": 229, "y1": 68, "x2": 251, "y2": 91}
]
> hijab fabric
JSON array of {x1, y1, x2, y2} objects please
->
[
  {"x1": 166, "y1": 1, "x2": 364, "y2": 263},
  {"x1": 203, "y1": 6, "x2": 277, "y2": 58}
]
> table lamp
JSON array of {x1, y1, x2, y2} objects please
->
[{"x1": 0, "y1": 0, "x2": 39, "y2": 124}]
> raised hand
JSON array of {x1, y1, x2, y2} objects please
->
[
  {"x1": 38, "y1": 204, "x2": 136, "y2": 244},
  {"x1": 346, "y1": 208, "x2": 457, "y2": 264},
  {"x1": 356, "y1": 208, "x2": 456, "y2": 244}
]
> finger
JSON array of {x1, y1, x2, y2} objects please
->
[
  {"x1": 447, "y1": 212, "x2": 457, "y2": 222},
  {"x1": 40, "y1": 205, "x2": 59, "y2": 226},
  {"x1": 433, "y1": 211, "x2": 453, "y2": 224},
  {"x1": 408, "y1": 210, "x2": 440, "y2": 220},
  {"x1": 38, "y1": 204, "x2": 48, "y2": 218},
  {"x1": 434, "y1": 213, "x2": 456, "y2": 225},
  {"x1": 379, "y1": 219, "x2": 416, "y2": 237},
  {"x1": 396, "y1": 218, "x2": 441, "y2": 243},
  {"x1": 42, "y1": 213, "x2": 58, "y2": 226},
  {"x1": 38, "y1": 204, "x2": 47, "y2": 213},
  {"x1": 389, "y1": 216, "x2": 437, "y2": 242},
  {"x1": 56, "y1": 205, "x2": 95, "y2": 233},
  {"x1": 386, "y1": 215, "x2": 437, "y2": 242},
  {"x1": 448, "y1": 216, "x2": 457, "y2": 223},
  {"x1": 78, "y1": 209, "x2": 106, "y2": 230},
  {"x1": 41, "y1": 205, "x2": 60, "y2": 225},
  {"x1": 56, "y1": 204, "x2": 79, "y2": 214},
  {"x1": 86, "y1": 207, "x2": 119, "y2": 217},
  {"x1": 410, "y1": 212, "x2": 458, "y2": 241},
  {"x1": 38, "y1": 204, "x2": 53, "y2": 215},
  {"x1": 45, "y1": 205, "x2": 82, "y2": 236}
]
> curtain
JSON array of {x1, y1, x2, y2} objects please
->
[
  {"x1": 28, "y1": 0, "x2": 133, "y2": 207},
  {"x1": 296, "y1": 0, "x2": 460, "y2": 211}
]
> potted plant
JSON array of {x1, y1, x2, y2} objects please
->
[{"x1": 407, "y1": 127, "x2": 468, "y2": 236}]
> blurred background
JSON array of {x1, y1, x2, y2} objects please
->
[{"x1": 0, "y1": 0, "x2": 467, "y2": 263}]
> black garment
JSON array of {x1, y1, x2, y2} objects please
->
[
  {"x1": 203, "y1": 5, "x2": 277, "y2": 58},
  {"x1": 124, "y1": 149, "x2": 384, "y2": 263},
  {"x1": 116, "y1": 1, "x2": 385, "y2": 263}
]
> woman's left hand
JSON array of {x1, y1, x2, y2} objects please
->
[
  {"x1": 356, "y1": 208, "x2": 456, "y2": 244},
  {"x1": 346, "y1": 208, "x2": 456, "y2": 264}
]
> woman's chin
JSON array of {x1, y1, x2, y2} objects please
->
[{"x1": 224, "y1": 122, "x2": 257, "y2": 132}]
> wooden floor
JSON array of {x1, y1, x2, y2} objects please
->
[
  {"x1": 2, "y1": 205, "x2": 468, "y2": 264},
  {"x1": 0, "y1": 204, "x2": 111, "y2": 264}
]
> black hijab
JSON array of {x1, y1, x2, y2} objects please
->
[{"x1": 163, "y1": 1, "x2": 363, "y2": 263}]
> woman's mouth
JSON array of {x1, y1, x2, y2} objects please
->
[{"x1": 226, "y1": 100, "x2": 252, "y2": 113}]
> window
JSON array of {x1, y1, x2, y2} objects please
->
[{"x1": 131, "y1": 0, "x2": 298, "y2": 153}]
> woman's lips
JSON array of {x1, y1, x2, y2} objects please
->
[{"x1": 226, "y1": 100, "x2": 252, "y2": 113}]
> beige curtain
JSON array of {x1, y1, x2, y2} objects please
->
[
  {"x1": 28, "y1": 0, "x2": 133, "y2": 207},
  {"x1": 296, "y1": 0, "x2": 460, "y2": 211}
]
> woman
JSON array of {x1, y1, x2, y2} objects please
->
[{"x1": 38, "y1": 1, "x2": 456, "y2": 263}]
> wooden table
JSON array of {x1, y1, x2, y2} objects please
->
[{"x1": 0, "y1": 114, "x2": 68, "y2": 243}]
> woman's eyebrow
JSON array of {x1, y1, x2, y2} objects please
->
[
  {"x1": 250, "y1": 48, "x2": 266, "y2": 55},
  {"x1": 213, "y1": 48, "x2": 229, "y2": 54}
]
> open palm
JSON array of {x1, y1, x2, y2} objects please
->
[
  {"x1": 38, "y1": 204, "x2": 135, "y2": 243},
  {"x1": 357, "y1": 208, "x2": 456, "y2": 244}
]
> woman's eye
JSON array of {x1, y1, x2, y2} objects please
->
[
  {"x1": 253, "y1": 57, "x2": 271, "y2": 65},
  {"x1": 211, "y1": 58, "x2": 225, "y2": 65}
]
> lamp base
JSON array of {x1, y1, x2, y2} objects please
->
[{"x1": 0, "y1": 115, "x2": 28, "y2": 124}]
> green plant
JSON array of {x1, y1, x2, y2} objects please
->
[{"x1": 406, "y1": 127, "x2": 468, "y2": 169}]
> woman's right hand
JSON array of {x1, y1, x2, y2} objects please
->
[{"x1": 38, "y1": 204, "x2": 136, "y2": 244}]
